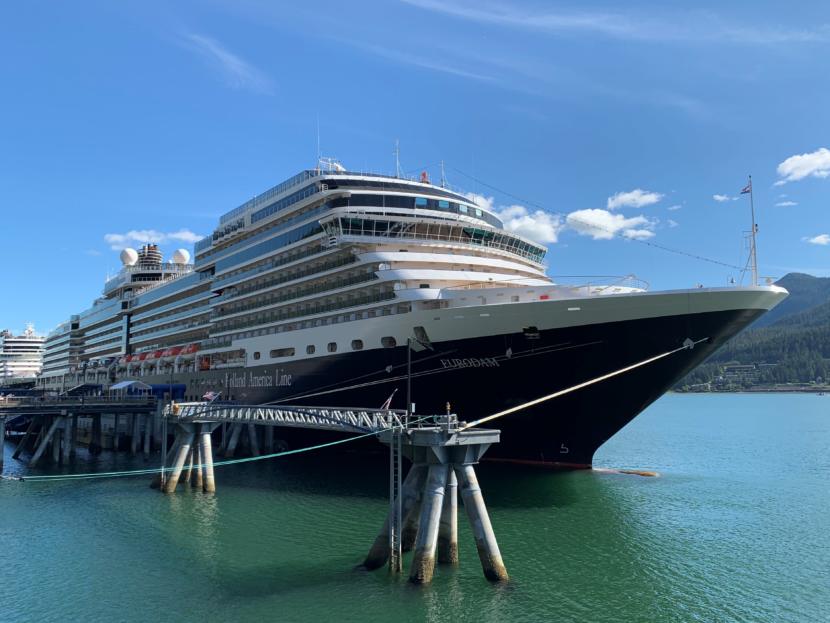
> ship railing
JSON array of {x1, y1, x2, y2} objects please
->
[{"x1": 551, "y1": 275, "x2": 650, "y2": 293}]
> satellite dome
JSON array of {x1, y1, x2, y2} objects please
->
[
  {"x1": 120, "y1": 248, "x2": 139, "y2": 266},
  {"x1": 171, "y1": 248, "x2": 191, "y2": 264}
]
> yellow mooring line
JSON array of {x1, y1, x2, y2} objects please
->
[{"x1": 459, "y1": 337, "x2": 708, "y2": 431}]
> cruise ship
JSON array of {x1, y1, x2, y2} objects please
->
[
  {"x1": 0, "y1": 324, "x2": 45, "y2": 383},
  {"x1": 39, "y1": 164, "x2": 787, "y2": 466}
]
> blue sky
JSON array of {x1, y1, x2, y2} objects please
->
[{"x1": 1, "y1": 0, "x2": 828, "y2": 334}]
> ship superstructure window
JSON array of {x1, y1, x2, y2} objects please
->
[
  {"x1": 328, "y1": 342, "x2": 337, "y2": 352},
  {"x1": 351, "y1": 339, "x2": 363, "y2": 351},
  {"x1": 415, "y1": 197, "x2": 428, "y2": 207},
  {"x1": 270, "y1": 347, "x2": 295, "y2": 358},
  {"x1": 253, "y1": 352, "x2": 261, "y2": 360},
  {"x1": 306, "y1": 345, "x2": 315, "y2": 354},
  {"x1": 382, "y1": 336, "x2": 397, "y2": 348}
]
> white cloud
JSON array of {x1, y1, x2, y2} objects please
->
[
  {"x1": 182, "y1": 33, "x2": 273, "y2": 94},
  {"x1": 607, "y1": 188, "x2": 663, "y2": 210},
  {"x1": 713, "y1": 194, "x2": 731, "y2": 202},
  {"x1": 566, "y1": 209, "x2": 655, "y2": 240},
  {"x1": 465, "y1": 193, "x2": 563, "y2": 243},
  {"x1": 104, "y1": 229, "x2": 202, "y2": 250},
  {"x1": 495, "y1": 205, "x2": 564, "y2": 244},
  {"x1": 776, "y1": 147, "x2": 830, "y2": 184},
  {"x1": 775, "y1": 201, "x2": 798, "y2": 207},
  {"x1": 668, "y1": 219, "x2": 679, "y2": 228},
  {"x1": 805, "y1": 234, "x2": 830, "y2": 245},
  {"x1": 667, "y1": 204, "x2": 682, "y2": 211}
]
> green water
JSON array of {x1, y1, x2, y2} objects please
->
[{"x1": 1, "y1": 394, "x2": 828, "y2": 622}]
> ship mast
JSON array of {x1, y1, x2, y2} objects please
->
[{"x1": 747, "y1": 175, "x2": 759, "y2": 286}]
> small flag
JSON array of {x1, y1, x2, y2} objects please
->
[
  {"x1": 740, "y1": 182, "x2": 752, "y2": 194},
  {"x1": 202, "y1": 391, "x2": 220, "y2": 402},
  {"x1": 380, "y1": 388, "x2": 398, "y2": 410}
]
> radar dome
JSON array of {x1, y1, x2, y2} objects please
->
[
  {"x1": 120, "y1": 248, "x2": 139, "y2": 266},
  {"x1": 171, "y1": 248, "x2": 191, "y2": 264}
]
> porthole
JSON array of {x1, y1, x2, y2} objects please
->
[
  {"x1": 381, "y1": 336, "x2": 397, "y2": 348},
  {"x1": 328, "y1": 342, "x2": 337, "y2": 353},
  {"x1": 351, "y1": 339, "x2": 364, "y2": 351},
  {"x1": 306, "y1": 345, "x2": 316, "y2": 355},
  {"x1": 253, "y1": 352, "x2": 261, "y2": 360}
]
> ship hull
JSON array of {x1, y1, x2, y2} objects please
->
[{"x1": 140, "y1": 289, "x2": 782, "y2": 467}]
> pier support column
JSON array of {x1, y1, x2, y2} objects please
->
[
  {"x1": 192, "y1": 443, "x2": 204, "y2": 490},
  {"x1": 112, "y1": 414, "x2": 120, "y2": 452},
  {"x1": 247, "y1": 424, "x2": 260, "y2": 457},
  {"x1": 150, "y1": 436, "x2": 181, "y2": 489},
  {"x1": 90, "y1": 416, "x2": 103, "y2": 455},
  {"x1": 363, "y1": 464, "x2": 427, "y2": 570},
  {"x1": 51, "y1": 417, "x2": 65, "y2": 464},
  {"x1": 163, "y1": 431, "x2": 195, "y2": 494},
  {"x1": 30, "y1": 416, "x2": 62, "y2": 467},
  {"x1": 200, "y1": 425, "x2": 216, "y2": 494},
  {"x1": 69, "y1": 415, "x2": 78, "y2": 460},
  {"x1": 456, "y1": 464, "x2": 508, "y2": 582},
  {"x1": 12, "y1": 419, "x2": 37, "y2": 459},
  {"x1": 409, "y1": 464, "x2": 449, "y2": 584},
  {"x1": 225, "y1": 423, "x2": 242, "y2": 458},
  {"x1": 143, "y1": 414, "x2": 151, "y2": 459},
  {"x1": 183, "y1": 446, "x2": 195, "y2": 484},
  {"x1": 437, "y1": 468, "x2": 459, "y2": 565},
  {"x1": 401, "y1": 494, "x2": 422, "y2": 552},
  {"x1": 130, "y1": 415, "x2": 140, "y2": 455},
  {"x1": 264, "y1": 425, "x2": 274, "y2": 454},
  {"x1": 0, "y1": 417, "x2": 5, "y2": 472}
]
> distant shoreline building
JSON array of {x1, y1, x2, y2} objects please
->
[{"x1": 0, "y1": 324, "x2": 45, "y2": 382}]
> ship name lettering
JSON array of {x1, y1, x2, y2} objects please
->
[
  {"x1": 248, "y1": 371, "x2": 273, "y2": 387},
  {"x1": 440, "y1": 357, "x2": 500, "y2": 369}
]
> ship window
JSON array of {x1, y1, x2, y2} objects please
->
[
  {"x1": 438, "y1": 200, "x2": 449, "y2": 209},
  {"x1": 419, "y1": 284, "x2": 431, "y2": 289},
  {"x1": 382, "y1": 336, "x2": 397, "y2": 348},
  {"x1": 270, "y1": 347, "x2": 295, "y2": 358},
  {"x1": 328, "y1": 342, "x2": 337, "y2": 352},
  {"x1": 475, "y1": 208, "x2": 482, "y2": 217},
  {"x1": 351, "y1": 339, "x2": 364, "y2": 351},
  {"x1": 415, "y1": 197, "x2": 428, "y2": 207},
  {"x1": 306, "y1": 344, "x2": 315, "y2": 354},
  {"x1": 459, "y1": 205, "x2": 468, "y2": 213},
  {"x1": 253, "y1": 352, "x2": 261, "y2": 360}
]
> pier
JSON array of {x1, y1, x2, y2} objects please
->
[
  {"x1": 163, "y1": 402, "x2": 507, "y2": 584},
  {"x1": 0, "y1": 395, "x2": 159, "y2": 467}
]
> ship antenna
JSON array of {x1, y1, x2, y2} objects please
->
[
  {"x1": 746, "y1": 175, "x2": 759, "y2": 286},
  {"x1": 316, "y1": 114, "x2": 321, "y2": 173},
  {"x1": 440, "y1": 160, "x2": 447, "y2": 188},
  {"x1": 394, "y1": 139, "x2": 401, "y2": 178}
]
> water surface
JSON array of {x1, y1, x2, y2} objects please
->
[{"x1": 1, "y1": 394, "x2": 828, "y2": 622}]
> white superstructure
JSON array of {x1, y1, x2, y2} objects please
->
[{"x1": 0, "y1": 324, "x2": 45, "y2": 381}]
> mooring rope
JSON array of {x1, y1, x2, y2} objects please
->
[
  {"x1": 459, "y1": 338, "x2": 709, "y2": 430},
  {"x1": 11, "y1": 416, "x2": 432, "y2": 483}
]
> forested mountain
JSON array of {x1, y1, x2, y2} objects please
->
[{"x1": 680, "y1": 273, "x2": 830, "y2": 388}]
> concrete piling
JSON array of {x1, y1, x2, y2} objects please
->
[
  {"x1": 200, "y1": 425, "x2": 216, "y2": 494},
  {"x1": 183, "y1": 446, "x2": 195, "y2": 484},
  {"x1": 69, "y1": 415, "x2": 78, "y2": 460},
  {"x1": 163, "y1": 432, "x2": 195, "y2": 494},
  {"x1": 113, "y1": 414, "x2": 120, "y2": 452},
  {"x1": 143, "y1": 414, "x2": 151, "y2": 458},
  {"x1": 192, "y1": 443, "x2": 204, "y2": 490},
  {"x1": 30, "y1": 416, "x2": 62, "y2": 467},
  {"x1": 456, "y1": 464, "x2": 508, "y2": 582},
  {"x1": 12, "y1": 419, "x2": 37, "y2": 459},
  {"x1": 0, "y1": 417, "x2": 5, "y2": 471},
  {"x1": 150, "y1": 437, "x2": 181, "y2": 489},
  {"x1": 264, "y1": 425, "x2": 274, "y2": 454},
  {"x1": 225, "y1": 423, "x2": 242, "y2": 458},
  {"x1": 363, "y1": 464, "x2": 428, "y2": 570},
  {"x1": 401, "y1": 495, "x2": 422, "y2": 552},
  {"x1": 90, "y1": 416, "x2": 103, "y2": 455},
  {"x1": 131, "y1": 415, "x2": 140, "y2": 455},
  {"x1": 409, "y1": 464, "x2": 449, "y2": 584},
  {"x1": 247, "y1": 424, "x2": 260, "y2": 456},
  {"x1": 437, "y1": 468, "x2": 459, "y2": 565}
]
